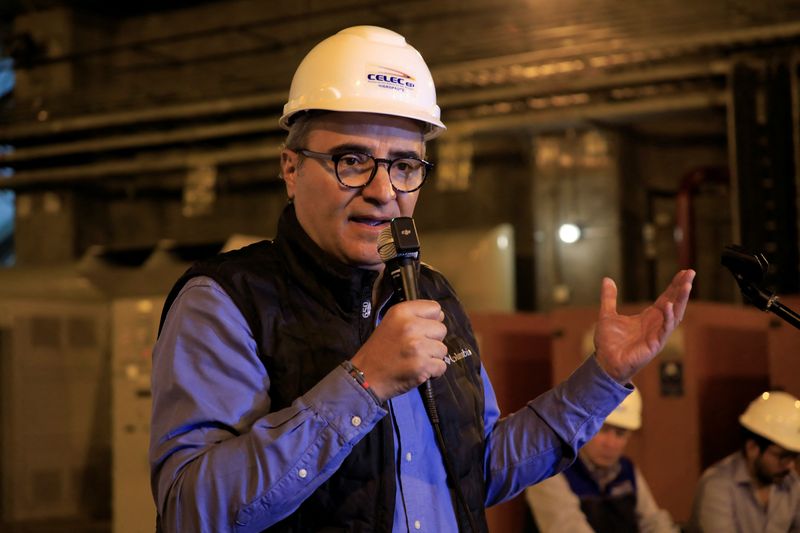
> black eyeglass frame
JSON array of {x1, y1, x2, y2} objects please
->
[{"x1": 293, "y1": 148, "x2": 433, "y2": 193}]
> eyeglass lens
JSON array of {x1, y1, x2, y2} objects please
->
[{"x1": 335, "y1": 153, "x2": 426, "y2": 191}]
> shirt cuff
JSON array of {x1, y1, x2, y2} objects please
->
[
  {"x1": 528, "y1": 355, "x2": 632, "y2": 445},
  {"x1": 302, "y1": 365, "x2": 388, "y2": 443},
  {"x1": 557, "y1": 355, "x2": 632, "y2": 419}
]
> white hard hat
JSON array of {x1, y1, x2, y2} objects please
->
[
  {"x1": 739, "y1": 391, "x2": 800, "y2": 453},
  {"x1": 605, "y1": 387, "x2": 642, "y2": 431},
  {"x1": 280, "y1": 26, "x2": 446, "y2": 140}
]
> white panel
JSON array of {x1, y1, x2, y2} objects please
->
[
  {"x1": 111, "y1": 296, "x2": 162, "y2": 533},
  {"x1": 422, "y1": 224, "x2": 515, "y2": 312},
  {"x1": 2, "y1": 299, "x2": 109, "y2": 522}
]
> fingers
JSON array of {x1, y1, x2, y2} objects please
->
[
  {"x1": 400, "y1": 327, "x2": 448, "y2": 385},
  {"x1": 671, "y1": 269, "x2": 695, "y2": 295},
  {"x1": 672, "y1": 270, "x2": 695, "y2": 323},
  {"x1": 398, "y1": 304, "x2": 448, "y2": 381},
  {"x1": 391, "y1": 299, "x2": 444, "y2": 321},
  {"x1": 355, "y1": 300, "x2": 450, "y2": 400},
  {"x1": 427, "y1": 358, "x2": 448, "y2": 380},
  {"x1": 380, "y1": 301, "x2": 448, "y2": 362},
  {"x1": 659, "y1": 269, "x2": 695, "y2": 322},
  {"x1": 414, "y1": 299, "x2": 445, "y2": 320},
  {"x1": 426, "y1": 341, "x2": 449, "y2": 380},
  {"x1": 410, "y1": 332, "x2": 446, "y2": 355},
  {"x1": 599, "y1": 277, "x2": 618, "y2": 318},
  {"x1": 664, "y1": 301, "x2": 676, "y2": 332},
  {"x1": 384, "y1": 300, "x2": 446, "y2": 339}
]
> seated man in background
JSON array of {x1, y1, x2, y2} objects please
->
[
  {"x1": 689, "y1": 391, "x2": 800, "y2": 533},
  {"x1": 525, "y1": 387, "x2": 679, "y2": 533}
]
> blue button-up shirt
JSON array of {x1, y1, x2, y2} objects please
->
[{"x1": 150, "y1": 276, "x2": 629, "y2": 532}]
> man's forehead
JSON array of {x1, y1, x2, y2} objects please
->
[{"x1": 305, "y1": 112, "x2": 426, "y2": 140}]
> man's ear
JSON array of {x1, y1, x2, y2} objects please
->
[
  {"x1": 744, "y1": 439, "x2": 760, "y2": 461},
  {"x1": 281, "y1": 149, "x2": 298, "y2": 200}
]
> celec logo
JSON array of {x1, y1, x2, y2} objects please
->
[{"x1": 367, "y1": 66, "x2": 416, "y2": 91}]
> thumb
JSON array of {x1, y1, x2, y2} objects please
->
[{"x1": 599, "y1": 277, "x2": 618, "y2": 318}]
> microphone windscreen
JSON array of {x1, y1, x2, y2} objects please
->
[{"x1": 377, "y1": 226, "x2": 397, "y2": 262}]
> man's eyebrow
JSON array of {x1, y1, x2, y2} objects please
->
[
  {"x1": 327, "y1": 143, "x2": 423, "y2": 159},
  {"x1": 327, "y1": 143, "x2": 372, "y2": 154},
  {"x1": 389, "y1": 148, "x2": 423, "y2": 159}
]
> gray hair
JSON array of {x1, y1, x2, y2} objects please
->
[
  {"x1": 279, "y1": 112, "x2": 324, "y2": 182},
  {"x1": 283, "y1": 111, "x2": 329, "y2": 151}
]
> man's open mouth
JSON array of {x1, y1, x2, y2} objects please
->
[{"x1": 351, "y1": 217, "x2": 390, "y2": 226}]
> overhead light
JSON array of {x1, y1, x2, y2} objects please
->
[
  {"x1": 558, "y1": 223, "x2": 582, "y2": 244},
  {"x1": 496, "y1": 234, "x2": 509, "y2": 250}
]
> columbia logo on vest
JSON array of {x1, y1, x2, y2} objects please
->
[{"x1": 444, "y1": 347, "x2": 473, "y2": 365}]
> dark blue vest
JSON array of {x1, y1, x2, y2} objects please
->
[{"x1": 563, "y1": 456, "x2": 638, "y2": 533}]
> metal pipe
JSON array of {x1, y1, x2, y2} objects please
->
[
  {"x1": 0, "y1": 92, "x2": 285, "y2": 140},
  {"x1": 0, "y1": 144, "x2": 281, "y2": 189},
  {"x1": 1, "y1": 117, "x2": 280, "y2": 163},
  {"x1": 446, "y1": 91, "x2": 727, "y2": 136},
  {"x1": 439, "y1": 61, "x2": 728, "y2": 108}
]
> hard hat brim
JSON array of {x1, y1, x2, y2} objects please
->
[
  {"x1": 280, "y1": 100, "x2": 446, "y2": 141},
  {"x1": 740, "y1": 415, "x2": 800, "y2": 453}
]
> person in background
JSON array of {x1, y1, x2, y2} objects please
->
[
  {"x1": 525, "y1": 386, "x2": 679, "y2": 533},
  {"x1": 148, "y1": 25, "x2": 695, "y2": 532},
  {"x1": 689, "y1": 390, "x2": 800, "y2": 533}
]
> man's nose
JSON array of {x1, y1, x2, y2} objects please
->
[{"x1": 362, "y1": 163, "x2": 396, "y2": 202}]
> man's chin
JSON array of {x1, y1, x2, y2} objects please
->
[
  {"x1": 755, "y1": 470, "x2": 788, "y2": 485},
  {"x1": 344, "y1": 250, "x2": 384, "y2": 270},
  {"x1": 359, "y1": 261, "x2": 385, "y2": 271},
  {"x1": 589, "y1": 457, "x2": 617, "y2": 469}
]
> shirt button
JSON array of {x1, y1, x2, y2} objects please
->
[
  {"x1": 351, "y1": 415, "x2": 362, "y2": 427},
  {"x1": 405, "y1": 452, "x2": 412, "y2": 462},
  {"x1": 414, "y1": 520, "x2": 421, "y2": 530},
  {"x1": 298, "y1": 468, "x2": 308, "y2": 479}
]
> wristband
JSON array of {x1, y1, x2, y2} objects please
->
[{"x1": 341, "y1": 360, "x2": 381, "y2": 404}]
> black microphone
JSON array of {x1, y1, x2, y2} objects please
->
[
  {"x1": 377, "y1": 217, "x2": 420, "y2": 302},
  {"x1": 721, "y1": 244, "x2": 800, "y2": 328},
  {"x1": 376, "y1": 217, "x2": 479, "y2": 533},
  {"x1": 377, "y1": 217, "x2": 439, "y2": 420},
  {"x1": 721, "y1": 244, "x2": 768, "y2": 286}
]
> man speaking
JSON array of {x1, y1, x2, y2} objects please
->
[{"x1": 149, "y1": 26, "x2": 695, "y2": 532}]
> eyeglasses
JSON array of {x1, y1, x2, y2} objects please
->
[
  {"x1": 293, "y1": 148, "x2": 433, "y2": 193},
  {"x1": 764, "y1": 445, "x2": 799, "y2": 463}
]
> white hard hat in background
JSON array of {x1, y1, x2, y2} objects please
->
[
  {"x1": 280, "y1": 26, "x2": 446, "y2": 140},
  {"x1": 606, "y1": 387, "x2": 643, "y2": 431},
  {"x1": 739, "y1": 391, "x2": 800, "y2": 453}
]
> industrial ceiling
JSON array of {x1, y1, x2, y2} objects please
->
[{"x1": 1, "y1": 0, "x2": 798, "y2": 191}]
